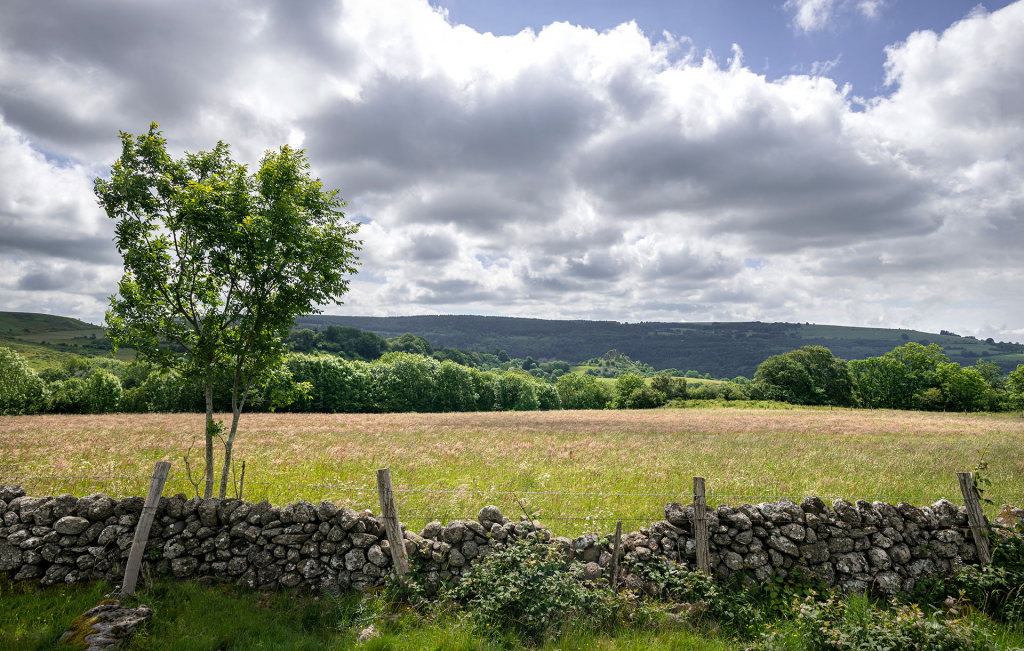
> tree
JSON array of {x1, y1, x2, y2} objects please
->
[
  {"x1": 849, "y1": 356, "x2": 914, "y2": 409},
  {"x1": 1007, "y1": 365, "x2": 1024, "y2": 416},
  {"x1": 937, "y1": 363, "x2": 987, "y2": 412},
  {"x1": 96, "y1": 124, "x2": 360, "y2": 498},
  {"x1": 87, "y1": 370, "x2": 123, "y2": 414},
  {"x1": 0, "y1": 347, "x2": 47, "y2": 415},
  {"x1": 493, "y1": 371, "x2": 539, "y2": 411},
  {"x1": 650, "y1": 374, "x2": 687, "y2": 400},
  {"x1": 613, "y1": 373, "x2": 647, "y2": 409},
  {"x1": 749, "y1": 346, "x2": 854, "y2": 406},
  {"x1": 555, "y1": 374, "x2": 608, "y2": 410}
]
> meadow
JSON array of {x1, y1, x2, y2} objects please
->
[{"x1": 2, "y1": 408, "x2": 1022, "y2": 537}]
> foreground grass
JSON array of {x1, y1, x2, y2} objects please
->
[
  {"x1": 0, "y1": 579, "x2": 736, "y2": 651},
  {"x1": 2, "y1": 410, "x2": 1023, "y2": 536}
]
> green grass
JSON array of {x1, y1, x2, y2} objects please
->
[{"x1": 0, "y1": 579, "x2": 737, "y2": 651}]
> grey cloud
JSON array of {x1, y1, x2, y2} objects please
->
[{"x1": 408, "y1": 233, "x2": 460, "y2": 262}]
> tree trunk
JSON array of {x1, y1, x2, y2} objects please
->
[
  {"x1": 218, "y1": 405, "x2": 243, "y2": 499},
  {"x1": 217, "y1": 370, "x2": 248, "y2": 499},
  {"x1": 204, "y1": 381, "x2": 215, "y2": 499}
]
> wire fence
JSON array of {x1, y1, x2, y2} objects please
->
[{"x1": 1, "y1": 470, "x2": 1020, "y2": 537}]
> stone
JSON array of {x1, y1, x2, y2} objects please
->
[
  {"x1": 867, "y1": 547, "x2": 891, "y2": 570},
  {"x1": 298, "y1": 558, "x2": 323, "y2": 579},
  {"x1": 780, "y1": 523, "x2": 805, "y2": 541},
  {"x1": 461, "y1": 540, "x2": 479, "y2": 558},
  {"x1": 198, "y1": 499, "x2": 220, "y2": 527},
  {"x1": 489, "y1": 522, "x2": 508, "y2": 541},
  {"x1": 722, "y1": 551, "x2": 743, "y2": 571},
  {"x1": 664, "y1": 502, "x2": 688, "y2": 527},
  {"x1": 227, "y1": 556, "x2": 249, "y2": 575},
  {"x1": 0, "y1": 542, "x2": 23, "y2": 571},
  {"x1": 344, "y1": 548, "x2": 366, "y2": 571},
  {"x1": 478, "y1": 505, "x2": 503, "y2": 523},
  {"x1": 367, "y1": 544, "x2": 389, "y2": 567},
  {"x1": 59, "y1": 600, "x2": 153, "y2": 650},
  {"x1": 448, "y1": 548, "x2": 466, "y2": 567},
  {"x1": 442, "y1": 521, "x2": 467, "y2": 544},
  {"x1": 171, "y1": 556, "x2": 199, "y2": 578},
  {"x1": 767, "y1": 534, "x2": 799, "y2": 557},
  {"x1": 801, "y1": 497, "x2": 827, "y2": 514},
  {"x1": 744, "y1": 550, "x2": 769, "y2": 568},
  {"x1": 421, "y1": 521, "x2": 442, "y2": 539},
  {"x1": 350, "y1": 533, "x2": 378, "y2": 549},
  {"x1": 832, "y1": 500, "x2": 860, "y2": 523},
  {"x1": 357, "y1": 624, "x2": 380, "y2": 643},
  {"x1": 931, "y1": 499, "x2": 959, "y2": 528},
  {"x1": 834, "y1": 552, "x2": 868, "y2": 575},
  {"x1": 799, "y1": 541, "x2": 830, "y2": 564},
  {"x1": 583, "y1": 561, "x2": 602, "y2": 580},
  {"x1": 279, "y1": 572, "x2": 302, "y2": 588},
  {"x1": 872, "y1": 571, "x2": 901, "y2": 595}
]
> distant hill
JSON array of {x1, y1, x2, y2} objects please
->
[
  {"x1": 295, "y1": 315, "x2": 1024, "y2": 378},
  {"x1": 0, "y1": 311, "x2": 98, "y2": 335}
]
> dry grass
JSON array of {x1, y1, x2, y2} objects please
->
[{"x1": 2, "y1": 408, "x2": 1022, "y2": 536}]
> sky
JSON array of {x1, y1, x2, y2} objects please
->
[{"x1": 0, "y1": 0, "x2": 1022, "y2": 340}]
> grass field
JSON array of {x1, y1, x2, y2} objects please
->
[{"x1": 2, "y1": 409, "x2": 1022, "y2": 537}]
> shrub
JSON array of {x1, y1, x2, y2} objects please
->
[
  {"x1": 612, "y1": 374, "x2": 646, "y2": 409},
  {"x1": 534, "y1": 381, "x2": 561, "y2": 410},
  {"x1": 755, "y1": 594, "x2": 1000, "y2": 651},
  {"x1": 287, "y1": 354, "x2": 371, "y2": 412},
  {"x1": 622, "y1": 385, "x2": 666, "y2": 409},
  {"x1": 650, "y1": 374, "x2": 687, "y2": 400},
  {"x1": 0, "y1": 347, "x2": 47, "y2": 415},
  {"x1": 493, "y1": 371, "x2": 539, "y2": 411},
  {"x1": 555, "y1": 373, "x2": 608, "y2": 410},
  {"x1": 87, "y1": 369, "x2": 122, "y2": 413},
  {"x1": 432, "y1": 360, "x2": 478, "y2": 412},
  {"x1": 48, "y1": 377, "x2": 90, "y2": 413},
  {"x1": 446, "y1": 537, "x2": 620, "y2": 642},
  {"x1": 369, "y1": 352, "x2": 439, "y2": 412}
]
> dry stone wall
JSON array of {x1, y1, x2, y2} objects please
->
[{"x1": 0, "y1": 484, "x2": 1010, "y2": 597}]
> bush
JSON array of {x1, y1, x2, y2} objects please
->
[
  {"x1": 369, "y1": 352, "x2": 439, "y2": 412},
  {"x1": 48, "y1": 378, "x2": 90, "y2": 413},
  {"x1": 287, "y1": 354, "x2": 371, "y2": 413},
  {"x1": 755, "y1": 594, "x2": 1000, "y2": 651},
  {"x1": 534, "y1": 381, "x2": 561, "y2": 410},
  {"x1": 87, "y1": 369, "x2": 122, "y2": 413},
  {"x1": 432, "y1": 360, "x2": 478, "y2": 412},
  {"x1": 446, "y1": 537, "x2": 621, "y2": 642},
  {"x1": 555, "y1": 373, "x2": 608, "y2": 410},
  {"x1": 650, "y1": 374, "x2": 687, "y2": 400},
  {"x1": 622, "y1": 385, "x2": 666, "y2": 409},
  {"x1": 493, "y1": 371, "x2": 539, "y2": 411},
  {"x1": 612, "y1": 373, "x2": 645, "y2": 409},
  {"x1": 0, "y1": 347, "x2": 47, "y2": 415}
]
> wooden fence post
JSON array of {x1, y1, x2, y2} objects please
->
[
  {"x1": 957, "y1": 472, "x2": 992, "y2": 565},
  {"x1": 693, "y1": 476, "x2": 711, "y2": 574},
  {"x1": 121, "y1": 461, "x2": 171, "y2": 596},
  {"x1": 609, "y1": 520, "x2": 622, "y2": 590},
  {"x1": 376, "y1": 468, "x2": 410, "y2": 578}
]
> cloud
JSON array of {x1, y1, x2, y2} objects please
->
[
  {"x1": 0, "y1": 0, "x2": 1021, "y2": 342},
  {"x1": 784, "y1": 0, "x2": 887, "y2": 34}
]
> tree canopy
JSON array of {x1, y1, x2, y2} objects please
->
[{"x1": 96, "y1": 123, "x2": 360, "y2": 497}]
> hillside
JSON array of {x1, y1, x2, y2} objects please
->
[
  {"x1": 295, "y1": 315, "x2": 1024, "y2": 377},
  {"x1": 0, "y1": 311, "x2": 98, "y2": 335}
]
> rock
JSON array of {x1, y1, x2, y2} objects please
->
[
  {"x1": 448, "y1": 548, "x2": 466, "y2": 567},
  {"x1": 171, "y1": 556, "x2": 199, "y2": 578},
  {"x1": 744, "y1": 550, "x2": 769, "y2": 568},
  {"x1": 767, "y1": 534, "x2": 799, "y2": 557},
  {"x1": 801, "y1": 497, "x2": 827, "y2": 514},
  {"x1": 356, "y1": 624, "x2": 380, "y2": 643},
  {"x1": 583, "y1": 561, "x2": 602, "y2": 580},
  {"x1": 722, "y1": 551, "x2": 743, "y2": 571},
  {"x1": 867, "y1": 547, "x2": 891, "y2": 570},
  {"x1": 298, "y1": 558, "x2": 323, "y2": 579},
  {"x1": 350, "y1": 533, "x2": 378, "y2": 549},
  {"x1": 834, "y1": 552, "x2": 868, "y2": 575},
  {"x1": 489, "y1": 523, "x2": 508, "y2": 541},
  {"x1": 442, "y1": 521, "x2": 467, "y2": 544},
  {"x1": 344, "y1": 548, "x2": 366, "y2": 571},
  {"x1": 316, "y1": 501, "x2": 339, "y2": 522},
  {"x1": 59, "y1": 600, "x2": 153, "y2": 650},
  {"x1": 367, "y1": 545, "x2": 389, "y2": 567},
  {"x1": 478, "y1": 505, "x2": 503, "y2": 523},
  {"x1": 664, "y1": 502, "x2": 688, "y2": 527},
  {"x1": 279, "y1": 572, "x2": 302, "y2": 588},
  {"x1": 198, "y1": 499, "x2": 220, "y2": 527},
  {"x1": 228, "y1": 556, "x2": 249, "y2": 575},
  {"x1": 780, "y1": 524, "x2": 806, "y2": 541},
  {"x1": 799, "y1": 541, "x2": 830, "y2": 564},
  {"x1": 872, "y1": 571, "x2": 901, "y2": 595},
  {"x1": 0, "y1": 485, "x2": 26, "y2": 501},
  {"x1": 421, "y1": 521, "x2": 442, "y2": 539},
  {"x1": 292, "y1": 501, "x2": 316, "y2": 523},
  {"x1": 931, "y1": 500, "x2": 959, "y2": 528},
  {"x1": 0, "y1": 541, "x2": 23, "y2": 571},
  {"x1": 832, "y1": 500, "x2": 860, "y2": 523}
]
